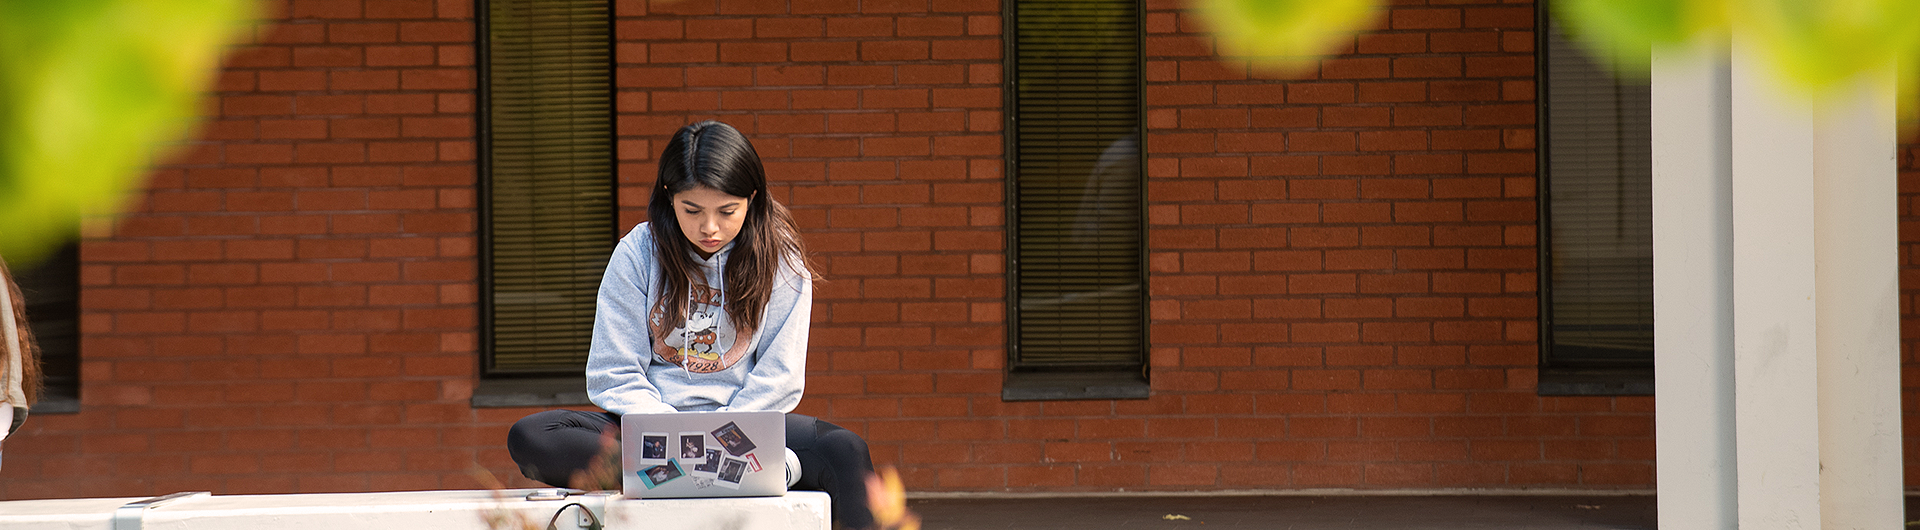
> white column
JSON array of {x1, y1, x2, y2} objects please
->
[
  {"x1": 1651, "y1": 35, "x2": 1903, "y2": 530},
  {"x1": 1728, "y1": 36, "x2": 1824, "y2": 529},
  {"x1": 1650, "y1": 38, "x2": 1736, "y2": 530},
  {"x1": 1811, "y1": 71, "x2": 1903, "y2": 530}
]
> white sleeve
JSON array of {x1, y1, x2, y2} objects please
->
[
  {"x1": 716, "y1": 259, "x2": 810, "y2": 413},
  {"x1": 586, "y1": 236, "x2": 678, "y2": 415}
]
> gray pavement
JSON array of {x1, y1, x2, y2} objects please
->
[{"x1": 911, "y1": 495, "x2": 1658, "y2": 529}]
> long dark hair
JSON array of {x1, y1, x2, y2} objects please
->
[{"x1": 647, "y1": 121, "x2": 811, "y2": 334}]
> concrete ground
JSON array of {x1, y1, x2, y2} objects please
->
[
  {"x1": 910, "y1": 494, "x2": 1659, "y2": 530},
  {"x1": 912, "y1": 494, "x2": 1920, "y2": 529}
]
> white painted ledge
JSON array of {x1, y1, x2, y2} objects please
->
[{"x1": 0, "y1": 489, "x2": 829, "y2": 530}]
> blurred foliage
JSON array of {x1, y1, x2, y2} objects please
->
[
  {"x1": 1195, "y1": 0, "x2": 1917, "y2": 119},
  {"x1": 1197, "y1": 0, "x2": 1380, "y2": 76},
  {"x1": 1554, "y1": 0, "x2": 1920, "y2": 93},
  {"x1": 0, "y1": 0, "x2": 255, "y2": 265},
  {"x1": 4, "y1": 0, "x2": 1913, "y2": 267},
  {"x1": 569, "y1": 428, "x2": 624, "y2": 491},
  {"x1": 866, "y1": 466, "x2": 921, "y2": 530}
]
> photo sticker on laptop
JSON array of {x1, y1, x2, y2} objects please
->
[
  {"x1": 639, "y1": 432, "x2": 670, "y2": 465},
  {"x1": 691, "y1": 448, "x2": 724, "y2": 478},
  {"x1": 711, "y1": 421, "x2": 757, "y2": 456},
  {"x1": 639, "y1": 459, "x2": 686, "y2": 489},
  {"x1": 679, "y1": 432, "x2": 707, "y2": 460},
  {"x1": 715, "y1": 457, "x2": 748, "y2": 489}
]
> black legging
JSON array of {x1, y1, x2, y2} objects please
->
[{"x1": 507, "y1": 410, "x2": 874, "y2": 529}]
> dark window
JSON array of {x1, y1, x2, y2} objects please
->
[
  {"x1": 475, "y1": 0, "x2": 616, "y2": 402},
  {"x1": 12, "y1": 241, "x2": 80, "y2": 414},
  {"x1": 1536, "y1": 7, "x2": 1653, "y2": 395},
  {"x1": 1002, "y1": 0, "x2": 1149, "y2": 400}
]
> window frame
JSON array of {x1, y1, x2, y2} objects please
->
[
  {"x1": 1000, "y1": 0, "x2": 1152, "y2": 401},
  {"x1": 1533, "y1": 5, "x2": 1655, "y2": 396},
  {"x1": 472, "y1": 0, "x2": 619, "y2": 406}
]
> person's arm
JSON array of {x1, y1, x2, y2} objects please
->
[
  {"x1": 717, "y1": 258, "x2": 811, "y2": 413},
  {"x1": 1, "y1": 267, "x2": 27, "y2": 451},
  {"x1": 587, "y1": 234, "x2": 679, "y2": 415}
]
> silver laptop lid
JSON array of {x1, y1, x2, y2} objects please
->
[{"x1": 620, "y1": 411, "x2": 786, "y2": 498}]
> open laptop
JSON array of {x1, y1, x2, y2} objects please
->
[{"x1": 619, "y1": 410, "x2": 786, "y2": 498}]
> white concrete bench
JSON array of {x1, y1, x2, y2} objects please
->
[{"x1": 0, "y1": 489, "x2": 829, "y2": 530}]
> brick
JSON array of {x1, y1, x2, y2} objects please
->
[
  {"x1": 264, "y1": 23, "x2": 328, "y2": 45},
  {"x1": 1294, "y1": 463, "x2": 1362, "y2": 486},
  {"x1": 1287, "y1": 83, "x2": 1354, "y2": 104},
  {"x1": 1433, "y1": 130, "x2": 1502, "y2": 150},
  {"x1": 1178, "y1": 109, "x2": 1247, "y2": 130},
  {"x1": 1216, "y1": 85, "x2": 1286, "y2": 105},
  {"x1": 1465, "y1": 7, "x2": 1533, "y2": 29},
  {"x1": 1390, "y1": 7, "x2": 1461, "y2": 29},
  {"x1": 395, "y1": 21, "x2": 469, "y2": 43},
  {"x1": 1579, "y1": 416, "x2": 1653, "y2": 437},
  {"x1": 1359, "y1": 130, "x2": 1429, "y2": 152},
  {"x1": 86, "y1": 241, "x2": 149, "y2": 263},
  {"x1": 329, "y1": 22, "x2": 399, "y2": 44},
  {"x1": 1465, "y1": 103, "x2": 1535, "y2": 125},
  {"x1": 1327, "y1": 440, "x2": 1396, "y2": 461},
  {"x1": 224, "y1": 95, "x2": 294, "y2": 116},
  {"x1": 861, "y1": 40, "x2": 929, "y2": 61},
  {"x1": 1358, "y1": 33, "x2": 1427, "y2": 54},
  {"x1": 291, "y1": 0, "x2": 361, "y2": 19},
  {"x1": 1358, "y1": 81, "x2": 1428, "y2": 103},
  {"x1": 1290, "y1": 131, "x2": 1355, "y2": 152},
  {"x1": 1321, "y1": 57, "x2": 1389, "y2": 79}
]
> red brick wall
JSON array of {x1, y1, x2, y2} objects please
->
[
  {"x1": 615, "y1": 0, "x2": 1653, "y2": 491},
  {"x1": 1121, "y1": 0, "x2": 1629, "y2": 489},
  {"x1": 0, "y1": 0, "x2": 512, "y2": 497},
  {"x1": 611, "y1": 0, "x2": 1014, "y2": 488},
  {"x1": 0, "y1": 0, "x2": 1714, "y2": 498}
]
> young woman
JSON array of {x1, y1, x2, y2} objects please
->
[
  {"x1": 507, "y1": 121, "x2": 873, "y2": 528},
  {"x1": 1, "y1": 257, "x2": 43, "y2": 468}
]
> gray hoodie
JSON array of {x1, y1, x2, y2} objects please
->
[{"x1": 587, "y1": 223, "x2": 811, "y2": 414}]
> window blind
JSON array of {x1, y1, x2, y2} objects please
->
[
  {"x1": 480, "y1": 0, "x2": 615, "y2": 375},
  {"x1": 1539, "y1": 15, "x2": 1654, "y2": 368},
  {"x1": 1006, "y1": 0, "x2": 1147, "y2": 370}
]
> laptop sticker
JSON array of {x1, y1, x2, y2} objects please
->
[
  {"x1": 715, "y1": 457, "x2": 748, "y2": 489},
  {"x1": 639, "y1": 432, "x2": 670, "y2": 465},
  {"x1": 711, "y1": 422, "x2": 757, "y2": 456},
  {"x1": 639, "y1": 459, "x2": 685, "y2": 489},
  {"x1": 679, "y1": 431, "x2": 707, "y2": 460},
  {"x1": 691, "y1": 447, "x2": 724, "y2": 478}
]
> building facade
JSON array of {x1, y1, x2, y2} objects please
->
[{"x1": 0, "y1": 0, "x2": 1913, "y2": 498}]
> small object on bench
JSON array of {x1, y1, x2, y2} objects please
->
[
  {"x1": 524, "y1": 488, "x2": 579, "y2": 502},
  {"x1": 113, "y1": 491, "x2": 210, "y2": 530}
]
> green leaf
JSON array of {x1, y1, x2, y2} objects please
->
[
  {"x1": 0, "y1": 0, "x2": 255, "y2": 265},
  {"x1": 1553, "y1": 0, "x2": 1920, "y2": 97},
  {"x1": 1194, "y1": 0, "x2": 1381, "y2": 76},
  {"x1": 1189, "y1": 0, "x2": 1916, "y2": 127},
  {"x1": 1733, "y1": 0, "x2": 1920, "y2": 93},
  {"x1": 1553, "y1": 0, "x2": 1725, "y2": 78}
]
